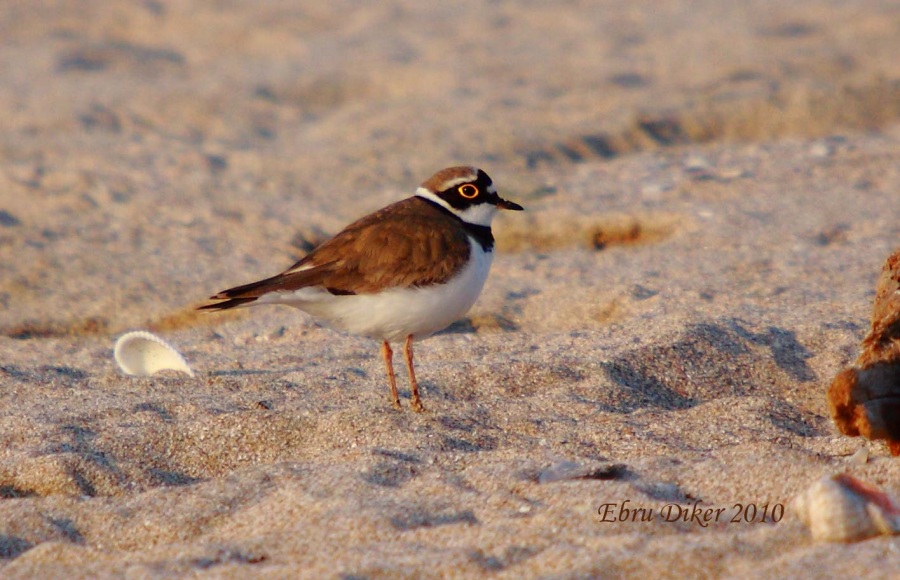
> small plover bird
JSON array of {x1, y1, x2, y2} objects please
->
[{"x1": 199, "y1": 166, "x2": 523, "y2": 411}]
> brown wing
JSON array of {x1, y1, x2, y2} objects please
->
[{"x1": 199, "y1": 197, "x2": 470, "y2": 309}]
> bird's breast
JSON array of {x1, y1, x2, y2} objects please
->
[{"x1": 297, "y1": 239, "x2": 494, "y2": 342}]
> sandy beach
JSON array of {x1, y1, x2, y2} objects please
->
[{"x1": 2, "y1": 1, "x2": 900, "y2": 577}]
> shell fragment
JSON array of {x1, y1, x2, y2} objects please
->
[{"x1": 793, "y1": 473, "x2": 900, "y2": 542}]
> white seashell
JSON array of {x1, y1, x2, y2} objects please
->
[
  {"x1": 114, "y1": 331, "x2": 195, "y2": 377},
  {"x1": 793, "y1": 474, "x2": 900, "y2": 542}
]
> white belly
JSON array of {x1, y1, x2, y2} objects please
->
[{"x1": 261, "y1": 241, "x2": 493, "y2": 343}]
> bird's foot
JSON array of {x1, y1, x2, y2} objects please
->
[{"x1": 410, "y1": 397, "x2": 427, "y2": 413}]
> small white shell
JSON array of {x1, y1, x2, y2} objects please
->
[
  {"x1": 113, "y1": 331, "x2": 194, "y2": 377},
  {"x1": 847, "y1": 447, "x2": 869, "y2": 465},
  {"x1": 793, "y1": 474, "x2": 900, "y2": 542}
]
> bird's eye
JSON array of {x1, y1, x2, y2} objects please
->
[{"x1": 458, "y1": 184, "x2": 479, "y2": 199}]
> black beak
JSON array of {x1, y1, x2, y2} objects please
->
[{"x1": 497, "y1": 197, "x2": 524, "y2": 211}]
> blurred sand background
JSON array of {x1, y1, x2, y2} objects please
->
[{"x1": 2, "y1": 0, "x2": 900, "y2": 577}]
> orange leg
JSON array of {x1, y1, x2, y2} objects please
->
[
  {"x1": 404, "y1": 334, "x2": 426, "y2": 412},
  {"x1": 381, "y1": 340, "x2": 401, "y2": 409}
]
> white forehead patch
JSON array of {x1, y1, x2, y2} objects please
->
[{"x1": 437, "y1": 175, "x2": 478, "y2": 191}]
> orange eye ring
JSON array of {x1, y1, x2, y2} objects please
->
[{"x1": 458, "y1": 184, "x2": 479, "y2": 199}]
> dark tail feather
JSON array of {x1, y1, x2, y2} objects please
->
[
  {"x1": 197, "y1": 263, "x2": 332, "y2": 312},
  {"x1": 210, "y1": 274, "x2": 286, "y2": 299},
  {"x1": 197, "y1": 273, "x2": 290, "y2": 311},
  {"x1": 197, "y1": 297, "x2": 258, "y2": 311}
]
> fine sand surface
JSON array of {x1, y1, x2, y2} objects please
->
[{"x1": 3, "y1": 1, "x2": 900, "y2": 577}]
